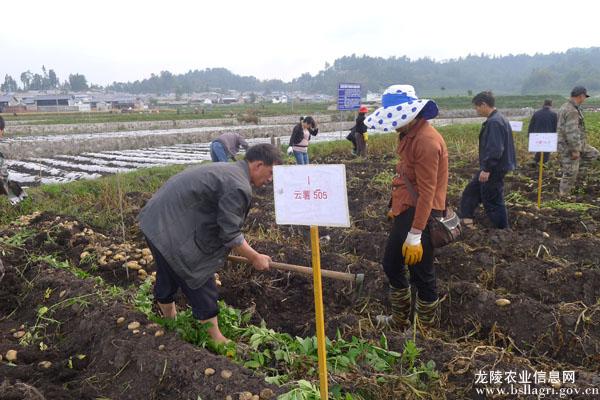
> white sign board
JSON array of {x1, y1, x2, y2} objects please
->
[
  {"x1": 509, "y1": 121, "x2": 523, "y2": 132},
  {"x1": 528, "y1": 133, "x2": 558, "y2": 152},
  {"x1": 273, "y1": 164, "x2": 350, "y2": 227}
]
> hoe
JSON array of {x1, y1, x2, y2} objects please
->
[{"x1": 228, "y1": 255, "x2": 364, "y2": 296}]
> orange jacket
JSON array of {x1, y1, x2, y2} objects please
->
[{"x1": 390, "y1": 119, "x2": 449, "y2": 231}]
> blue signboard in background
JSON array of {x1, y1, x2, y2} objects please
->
[{"x1": 337, "y1": 83, "x2": 361, "y2": 111}]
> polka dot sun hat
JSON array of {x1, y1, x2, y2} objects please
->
[{"x1": 365, "y1": 84, "x2": 439, "y2": 132}]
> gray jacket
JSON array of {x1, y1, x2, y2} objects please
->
[
  {"x1": 139, "y1": 161, "x2": 252, "y2": 289},
  {"x1": 214, "y1": 132, "x2": 249, "y2": 159}
]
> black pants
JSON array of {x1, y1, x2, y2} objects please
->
[
  {"x1": 382, "y1": 207, "x2": 437, "y2": 302},
  {"x1": 146, "y1": 238, "x2": 219, "y2": 320},
  {"x1": 459, "y1": 171, "x2": 509, "y2": 229}
]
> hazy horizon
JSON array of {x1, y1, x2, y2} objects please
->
[{"x1": 2, "y1": 0, "x2": 599, "y2": 86}]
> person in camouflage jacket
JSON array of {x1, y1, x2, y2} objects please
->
[{"x1": 557, "y1": 86, "x2": 599, "y2": 196}]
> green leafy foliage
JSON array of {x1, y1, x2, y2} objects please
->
[{"x1": 131, "y1": 277, "x2": 435, "y2": 399}]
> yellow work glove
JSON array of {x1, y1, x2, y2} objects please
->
[
  {"x1": 364, "y1": 132, "x2": 369, "y2": 142},
  {"x1": 402, "y1": 232, "x2": 423, "y2": 266}
]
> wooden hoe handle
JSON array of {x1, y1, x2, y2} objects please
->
[{"x1": 227, "y1": 255, "x2": 358, "y2": 283}]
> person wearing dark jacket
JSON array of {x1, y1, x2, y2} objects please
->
[
  {"x1": 529, "y1": 100, "x2": 558, "y2": 164},
  {"x1": 138, "y1": 144, "x2": 282, "y2": 344},
  {"x1": 288, "y1": 116, "x2": 318, "y2": 164},
  {"x1": 210, "y1": 131, "x2": 249, "y2": 162},
  {"x1": 459, "y1": 91, "x2": 516, "y2": 229},
  {"x1": 354, "y1": 105, "x2": 369, "y2": 156}
]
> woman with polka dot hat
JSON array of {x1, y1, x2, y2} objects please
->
[{"x1": 372, "y1": 84, "x2": 448, "y2": 330}]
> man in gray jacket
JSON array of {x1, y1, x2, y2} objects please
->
[
  {"x1": 139, "y1": 143, "x2": 282, "y2": 343},
  {"x1": 210, "y1": 131, "x2": 249, "y2": 162}
]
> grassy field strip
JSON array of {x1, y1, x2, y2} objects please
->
[{"x1": 1, "y1": 113, "x2": 536, "y2": 184}]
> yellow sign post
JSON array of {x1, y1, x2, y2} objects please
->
[
  {"x1": 537, "y1": 158, "x2": 544, "y2": 208},
  {"x1": 528, "y1": 132, "x2": 558, "y2": 208},
  {"x1": 310, "y1": 225, "x2": 328, "y2": 399}
]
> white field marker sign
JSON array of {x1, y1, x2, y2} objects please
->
[
  {"x1": 528, "y1": 133, "x2": 558, "y2": 153},
  {"x1": 509, "y1": 121, "x2": 523, "y2": 132},
  {"x1": 273, "y1": 164, "x2": 350, "y2": 227}
]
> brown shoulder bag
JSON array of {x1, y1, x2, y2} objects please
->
[{"x1": 402, "y1": 174, "x2": 462, "y2": 248}]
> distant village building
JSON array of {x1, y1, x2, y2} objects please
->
[
  {"x1": 272, "y1": 95, "x2": 288, "y2": 104},
  {"x1": 35, "y1": 94, "x2": 73, "y2": 107},
  {"x1": 0, "y1": 95, "x2": 18, "y2": 112},
  {"x1": 35, "y1": 94, "x2": 76, "y2": 112},
  {"x1": 366, "y1": 92, "x2": 382, "y2": 104},
  {"x1": 221, "y1": 97, "x2": 238, "y2": 104}
]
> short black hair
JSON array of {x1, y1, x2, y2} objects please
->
[
  {"x1": 543, "y1": 99, "x2": 552, "y2": 107},
  {"x1": 0, "y1": 116, "x2": 4, "y2": 131},
  {"x1": 245, "y1": 143, "x2": 282, "y2": 166},
  {"x1": 472, "y1": 91, "x2": 495, "y2": 107}
]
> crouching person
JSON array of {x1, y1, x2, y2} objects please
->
[
  {"x1": 367, "y1": 85, "x2": 448, "y2": 330},
  {"x1": 138, "y1": 144, "x2": 282, "y2": 343}
]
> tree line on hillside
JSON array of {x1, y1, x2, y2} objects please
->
[
  {"x1": 1, "y1": 66, "x2": 98, "y2": 93},
  {"x1": 3, "y1": 47, "x2": 600, "y2": 96}
]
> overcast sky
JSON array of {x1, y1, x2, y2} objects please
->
[{"x1": 1, "y1": 0, "x2": 598, "y2": 87}]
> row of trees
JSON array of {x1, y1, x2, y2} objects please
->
[
  {"x1": 4, "y1": 48, "x2": 600, "y2": 96},
  {"x1": 107, "y1": 68, "x2": 287, "y2": 96},
  {"x1": 105, "y1": 47, "x2": 600, "y2": 96},
  {"x1": 1, "y1": 66, "x2": 91, "y2": 92}
]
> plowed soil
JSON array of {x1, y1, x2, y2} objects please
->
[{"x1": 1, "y1": 153, "x2": 599, "y2": 399}]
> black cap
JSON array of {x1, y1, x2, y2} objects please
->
[{"x1": 571, "y1": 86, "x2": 590, "y2": 98}]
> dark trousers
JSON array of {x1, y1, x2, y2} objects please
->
[
  {"x1": 382, "y1": 207, "x2": 437, "y2": 302},
  {"x1": 534, "y1": 152, "x2": 550, "y2": 164},
  {"x1": 146, "y1": 238, "x2": 219, "y2": 320},
  {"x1": 459, "y1": 171, "x2": 509, "y2": 229},
  {"x1": 355, "y1": 133, "x2": 367, "y2": 157}
]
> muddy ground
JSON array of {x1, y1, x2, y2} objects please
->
[{"x1": 1, "y1": 152, "x2": 600, "y2": 399}]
